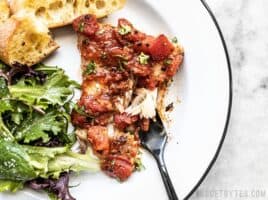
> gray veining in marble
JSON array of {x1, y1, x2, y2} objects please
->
[{"x1": 192, "y1": 0, "x2": 268, "y2": 199}]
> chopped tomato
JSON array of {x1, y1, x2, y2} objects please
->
[
  {"x1": 149, "y1": 34, "x2": 174, "y2": 61},
  {"x1": 102, "y1": 155, "x2": 134, "y2": 181},
  {"x1": 126, "y1": 58, "x2": 152, "y2": 77},
  {"x1": 137, "y1": 76, "x2": 158, "y2": 90},
  {"x1": 116, "y1": 18, "x2": 146, "y2": 42},
  {"x1": 93, "y1": 113, "x2": 112, "y2": 126},
  {"x1": 73, "y1": 15, "x2": 99, "y2": 36},
  {"x1": 87, "y1": 126, "x2": 110, "y2": 155},
  {"x1": 133, "y1": 36, "x2": 154, "y2": 54},
  {"x1": 80, "y1": 94, "x2": 113, "y2": 115}
]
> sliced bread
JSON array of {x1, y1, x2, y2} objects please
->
[
  {"x1": 9, "y1": 0, "x2": 76, "y2": 28},
  {"x1": 9, "y1": 0, "x2": 126, "y2": 28},
  {"x1": 74, "y1": 0, "x2": 126, "y2": 18},
  {"x1": 0, "y1": 13, "x2": 59, "y2": 66}
]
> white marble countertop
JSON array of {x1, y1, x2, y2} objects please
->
[{"x1": 192, "y1": 0, "x2": 268, "y2": 199}]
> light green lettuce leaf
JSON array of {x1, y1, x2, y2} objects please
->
[
  {"x1": 0, "y1": 139, "x2": 99, "y2": 182},
  {"x1": 8, "y1": 66, "x2": 78, "y2": 110},
  {"x1": 0, "y1": 180, "x2": 24, "y2": 192}
]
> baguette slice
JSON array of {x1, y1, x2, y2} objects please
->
[
  {"x1": 0, "y1": 0, "x2": 10, "y2": 24},
  {"x1": 74, "y1": 0, "x2": 126, "y2": 18},
  {"x1": 9, "y1": 0, "x2": 76, "y2": 28},
  {"x1": 0, "y1": 13, "x2": 59, "y2": 66},
  {"x1": 9, "y1": 0, "x2": 126, "y2": 28}
]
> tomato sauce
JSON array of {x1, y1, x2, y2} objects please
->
[{"x1": 72, "y1": 14, "x2": 184, "y2": 181}]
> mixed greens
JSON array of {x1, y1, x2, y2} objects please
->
[{"x1": 0, "y1": 63, "x2": 99, "y2": 200}]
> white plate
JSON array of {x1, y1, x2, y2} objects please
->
[{"x1": 0, "y1": 0, "x2": 232, "y2": 199}]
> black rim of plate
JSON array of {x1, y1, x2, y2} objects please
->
[{"x1": 184, "y1": 0, "x2": 233, "y2": 199}]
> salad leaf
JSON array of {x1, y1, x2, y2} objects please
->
[
  {"x1": 28, "y1": 173, "x2": 74, "y2": 200},
  {"x1": 0, "y1": 64, "x2": 95, "y2": 200},
  {"x1": 14, "y1": 110, "x2": 69, "y2": 144},
  {"x1": 0, "y1": 139, "x2": 99, "y2": 182},
  {"x1": 0, "y1": 61, "x2": 8, "y2": 71},
  {"x1": 1, "y1": 99, "x2": 33, "y2": 134},
  {"x1": 0, "y1": 100, "x2": 14, "y2": 141},
  {"x1": 47, "y1": 150, "x2": 99, "y2": 179},
  {"x1": 0, "y1": 140, "x2": 36, "y2": 180},
  {"x1": 8, "y1": 65, "x2": 79, "y2": 110},
  {"x1": 0, "y1": 116, "x2": 14, "y2": 142},
  {"x1": 0, "y1": 180, "x2": 23, "y2": 192},
  {"x1": 0, "y1": 77, "x2": 8, "y2": 98}
]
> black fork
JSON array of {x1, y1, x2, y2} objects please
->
[{"x1": 139, "y1": 114, "x2": 179, "y2": 200}]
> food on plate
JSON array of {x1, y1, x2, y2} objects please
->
[
  {"x1": 0, "y1": 0, "x2": 125, "y2": 67},
  {"x1": 72, "y1": 14, "x2": 184, "y2": 181},
  {"x1": 0, "y1": 14, "x2": 59, "y2": 66},
  {"x1": 0, "y1": 63, "x2": 99, "y2": 200},
  {"x1": 9, "y1": 0, "x2": 126, "y2": 28},
  {"x1": 10, "y1": 0, "x2": 76, "y2": 28},
  {"x1": 0, "y1": 0, "x2": 10, "y2": 24}
]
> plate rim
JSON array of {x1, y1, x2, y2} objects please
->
[{"x1": 184, "y1": 0, "x2": 233, "y2": 199}]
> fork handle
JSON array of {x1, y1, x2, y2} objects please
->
[{"x1": 156, "y1": 154, "x2": 179, "y2": 200}]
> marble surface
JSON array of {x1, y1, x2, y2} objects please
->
[{"x1": 192, "y1": 0, "x2": 268, "y2": 199}]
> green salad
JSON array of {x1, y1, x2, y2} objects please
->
[{"x1": 0, "y1": 63, "x2": 99, "y2": 200}]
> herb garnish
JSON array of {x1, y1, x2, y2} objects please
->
[
  {"x1": 83, "y1": 61, "x2": 96, "y2": 75},
  {"x1": 118, "y1": 60, "x2": 127, "y2": 71},
  {"x1": 134, "y1": 157, "x2": 145, "y2": 171},
  {"x1": 0, "y1": 77, "x2": 8, "y2": 98},
  {"x1": 118, "y1": 25, "x2": 132, "y2": 35},
  {"x1": 171, "y1": 37, "x2": 178, "y2": 44},
  {"x1": 79, "y1": 22, "x2": 85, "y2": 32},
  {"x1": 73, "y1": 104, "x2": 94, "y2": 119},
  {"x1": 164, "y1": 59, "x2": 172, "y2": 66},
  {"x1": 138, "y1": 52, "x2": 150, "y2": 65}
]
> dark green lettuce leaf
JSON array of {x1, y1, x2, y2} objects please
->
[
  {"x1": 0, "y1": 140, "x2": 36, "y2": 180},
  {"x1": 0, "y1": 77, "x2": 8, "y2": 98},
  {"x1": 8, "y1": 65, "x2": 79, "y2": 110},
  {"x1": 14, "y1": 110, "x2": 69, "y2": 144},
  {"x1": 0, "y1": 99, "x2": 14, "y2": 141}
]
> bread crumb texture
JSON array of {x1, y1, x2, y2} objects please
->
[
  {"x1": 10, "y1": 0, "x2": 126, "y2": 28},
  {"x1": 0, "y1": 14, "x2": 59, "y2": 66}
]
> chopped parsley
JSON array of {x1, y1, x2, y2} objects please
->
[
  {"x1": 83, "y1": 61, "x2": 96, "y2": 75},
  {"x1": 118, "y1": 60, "x2": 126, "y2": 71},
  {"x1": 171, "y1": 37, "x2": 178, "y2": 44},
  {"x1": 74, "y1": 104, "x2": 86, "y2": 115},
  {"x1": 118, "y1": 25, "x2": 132, "y2": 35},
  {"x1": 79, "y1": 22, "x2": 85, "y2": 32},
  {"x1": 73, "y1": 104, "x2": 94, "y2": 119},
  {"x1": 164, "y1": 58, "x2": 172, "y2": 66},
  {"x1": 0, "y1": 77, "x2": 8, "y2": 98},
  {"x1": 138, "y1": 52, "x2": 150, "y2": 65},
  {"x1": 134, "y1": 157, "x2": 145, "y2": 171}
]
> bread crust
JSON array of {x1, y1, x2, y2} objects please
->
[
  {"x1": 0, "y1": 18, "x2": 17, "y2": 64},
  {"x1": 0, "y1": 16, "x2": 59, "y2": 66},
  {"x1": 9, "y1": 0, "x2": 126, "y2": 28}
]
